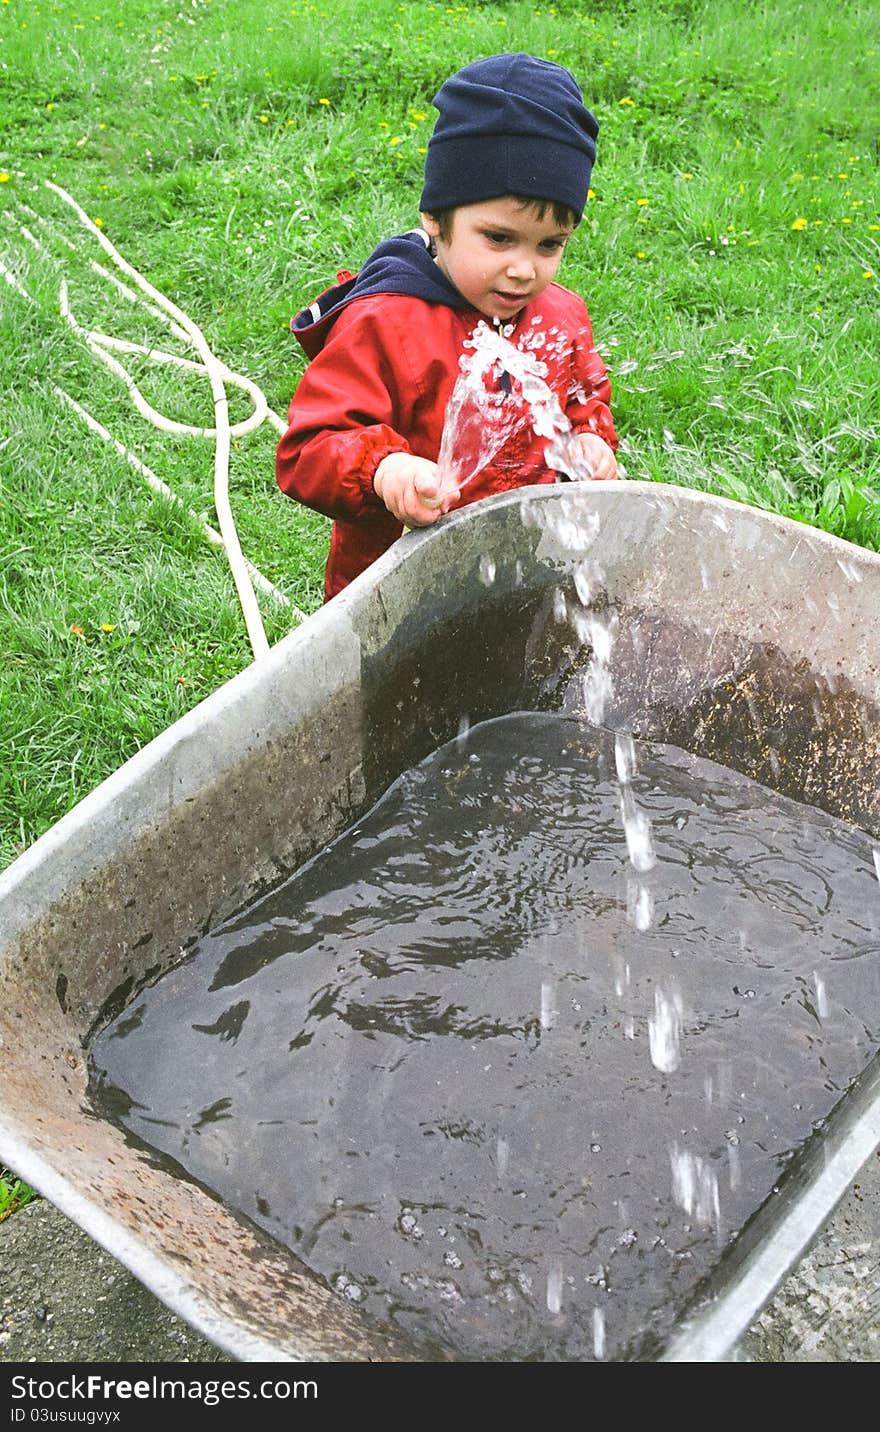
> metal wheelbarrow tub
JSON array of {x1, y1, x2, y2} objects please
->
[{"x1": 1, "y1": 482, "x2": 878, "y2": 1362}]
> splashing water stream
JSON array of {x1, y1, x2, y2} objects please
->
[
  {"x1": 436, "y1": 320, "x2": 601, "y2": 503},
  {"x1": 437, "y1": 323, "x2": 673, "y2": 1328}
]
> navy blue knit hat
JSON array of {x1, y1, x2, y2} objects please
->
[{"x1": 420, "y1": 53, "x2": 599, "y2": 222}]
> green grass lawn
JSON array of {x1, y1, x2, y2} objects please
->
[{"x1": 1, "y1": 0, "x2": 878, "y2": 878}]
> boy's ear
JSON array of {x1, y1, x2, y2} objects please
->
[{"x1": 420, "y1": 211, "x2": 441, "y2": 239}]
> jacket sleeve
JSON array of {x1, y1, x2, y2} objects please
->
[
  {"x1": 563, "y1": 303, "x2": 619, "y2": 453},
  {"x1": 276, "y1": 299, "x2": 413, "y2": 521}
]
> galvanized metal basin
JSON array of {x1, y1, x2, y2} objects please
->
[{"x1": 1, "y1": 482, "x2": 878, "y2": 1361}]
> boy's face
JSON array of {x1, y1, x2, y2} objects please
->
[{"x1": 421, "y1": 197, "x2": 573, "y2": 322}]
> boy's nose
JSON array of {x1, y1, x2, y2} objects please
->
[{"x1": 505, "y1": 251, "x2": 536, "y2": 282}]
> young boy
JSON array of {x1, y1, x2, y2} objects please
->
[{"x1": 277, "y1": 52, "x2": 619, "y2": 601}]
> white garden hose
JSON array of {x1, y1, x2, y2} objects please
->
[{"x1": 45, "y1": 180, "x2": 275, "y2": 658}]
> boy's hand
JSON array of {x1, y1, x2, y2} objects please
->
[
  {"x1": 573, "y1": 433, "x2": 619, "y2": 482},
  {"x1": 374, "y1": 453, "x2": 459, "y2": 526}
]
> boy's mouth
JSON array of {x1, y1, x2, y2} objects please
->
[{"x1": 492, "y1": 289, "x2": 530, "y2": 309}]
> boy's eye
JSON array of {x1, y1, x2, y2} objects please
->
[
  {"x1": 540, "y1": 239, "x2": 566, "y2": 253},
  {"x1": 484, "y1": 231, "x2": 511, "y2": 245}
]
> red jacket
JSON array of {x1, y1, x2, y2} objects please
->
[{"x1": 277, "y1": 267, "x2": 617, "y2": 600}]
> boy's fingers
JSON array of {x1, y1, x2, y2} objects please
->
[{"x1": 413, "y1": 473, "x2": 441, "y2": 500}]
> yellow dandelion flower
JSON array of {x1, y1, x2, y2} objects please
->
[
  {"x1": 618, "y1": 96, "x2": 635, "y2": 106},
  {"x1": 841, "y1": 217, "x2": 852, "y2": 224},
  {"x1": 101, "y1": 623, "x2": 114, "y2": 633},
  {"x1": 318, "y1": 97, "x2": 330, "y2": 105},
  {"x1": 681, "y1": 172, "x2": 693, "y2": 180},
  {"x1": 0, "y1": 173, "x2": 9, "y2": 184},
  {"x1": 390, "y1": 136, "x2": 402, "y2": 145},
  {"x1": 815, "y1": 264, "x2": 822, "y2": 273},
  {"x1": 258, "y1": 114, "x2": 268, "y2": 123},
  {"x1": 790, "y1": 217, "x2": 807, "y2": 231},
  {"x1": 870, "y1": 224, "x2": 880, "y2": 231},
  {"x1": 93, "y1": 218, "x2": 103, "y2": 228},
  {"x1": 636, "y1": 197, "x2": 650, "y2": 206},
  {"x1": 587, "y1": 188, "x2": 596, "y2": 201},
  {"x1": 864, "y1": 270, "x2": 874, "y2": 280},
  {"x1": 637, "y1": 251, "x2": 646, "y2": 259},
  {"x1": 46, "y1": 102, "x2": 55, "y2": 111},
  {"x1": 837, "y1": 172, "x2": 848, "y2": 180}
]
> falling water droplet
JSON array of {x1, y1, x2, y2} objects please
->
[
  {"x1": 593, "y1": 1306, "x2": 606, "y2": 1360},
  {"x1": 627, "y1": 880, "x2": 654, "y2": 931},
  {"x1": 540, "y1": 980, "x2": 558, "y2": 1031},
  {"x1": 670, "y1": 1145, "x2": 721, "y2": 1232},
  {"x1": 478, "y1": 553, "x2": 496, "y2": 586},
  {"x1": 614, "y1": 733, "x2": 637, "y2": 784},
  {"x1": 546, "y1": 1260, "x2": 564, "y2": 1315},
  {"x1": 649, "y1": 988, "x2": 684, "y2": 1073},
  {"x1": 728, "y1": 1142, "x2": 742, "y2": 1191},
  {"x1": 620, "y1": 786, "x2": 656, "y2": 872}
]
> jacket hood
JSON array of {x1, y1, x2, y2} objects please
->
[{"x1": 291, "y1": 229, "x2": 471, "y2": 358}]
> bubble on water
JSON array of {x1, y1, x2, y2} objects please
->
[
  {"x1": 649, "y1": 988, "x2": 684, "y2": 1074},
  {"x1": 398, "y1": 1208, "x2": 424, "y2": 1240},
  {"x1": 479, "y1": 553, "x2": 496, "y2": 586},
  {"x1": 546, "y1": 1260, "x2": 564, "y2": 1315},
  {"x1": 333, "y1": 1273, "x2": 365, "y2": 1303},
  {"x1": 443, "y1": 1249, "x2": 463, "y2": 1270}
]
